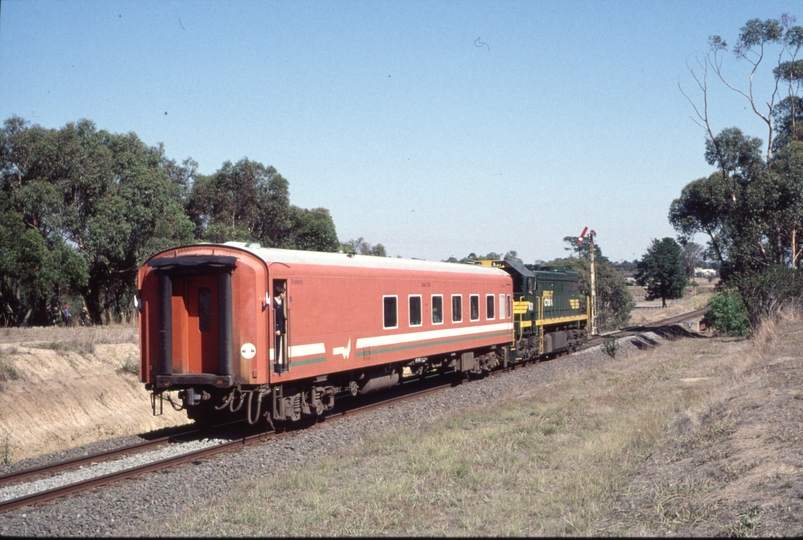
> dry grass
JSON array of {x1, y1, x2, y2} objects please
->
[
  {"x1": 0, "y1": 347, "x2": 21, "y2": 388},
  {"x1": 27, "y1": 338, "x2": 96, "y2": 356},
  {"x1": 158, "y1": 310, "x2": 803, "y2": 537},
  {"x1": 116, "y1": 355, "x2": 140, "y2": 376},
  {"x1": 598, "y1": 308, "x2": 803, "y2": 536},
  {"x1": 0, "y1": 323, "x2": 137, "y2": 345},
  {"x1": 161, "y1": 335, "x2": 730, "y2": 536},
  {"x1": 0, "y1": 323, "x2": 190, "y2": 462},
  {"x1": 631, "y1": 291, "x2": 713, "y2": 326}
]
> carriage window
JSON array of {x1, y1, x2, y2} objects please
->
[
  {"x1": 506, "y1": 295, "x2": 511, "y2": 318},
  {"x1": 383, "y1": 296, "x2": 398, "y2": 329},
  {"x1": 470, "y1": 295, "x2": 479, "y2": 321},
  {"x1": 452, "y1": 295, "x2": 462, "y2": 323},
  {"x1": 409, "y1": 295, "x2": 422, "y2": 327},
  {"x1": 431, "y1": 295, "x2": 443, "y2": 324},
  {"x1": 486, "y1": 294, "x2": 495, "y2": 320},
  {"x1": 198, "y1": 287, "x2": 212, "y2": 332},
  {"x1": 499, "y1": 294, "x2": 505, "y2": 319}
]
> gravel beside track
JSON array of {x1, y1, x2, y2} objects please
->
[
  {"x1": 0, "y1": 332, "x2": 668, "y2": 537},
  {"x1": 0, "y1": 438, "x2": 227, "y2": 503}
]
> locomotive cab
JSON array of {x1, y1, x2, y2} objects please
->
[{"x1": 475, "y1": 259, "x2": 588, "y2": 361}]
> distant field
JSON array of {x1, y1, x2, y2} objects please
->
[{"x1": 629, "y1": 278, "x2": 717, "y2": 326}]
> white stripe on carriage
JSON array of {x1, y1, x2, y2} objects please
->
[
  {"x1": 269, "y1": 342, "x2": 325, "y2": 361},
  {"x1": 355, "y1": 322, "x2": 513, "y2": 349}
]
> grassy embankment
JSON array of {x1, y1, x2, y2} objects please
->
[{"x1": 162, "y1": 311, "x2": 803, "y2": 537}]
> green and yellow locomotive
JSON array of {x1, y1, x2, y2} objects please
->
[{"x1": 477, "y1": 259, "x2": 588, "y2": 361}]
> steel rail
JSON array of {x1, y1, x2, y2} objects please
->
[
  {"x1": 586, "y1": 307, "x2": 708, "y2": 346},
  {"x1": 334, "y1": 381, "x2": 458, "y2": 418},
  {"x1": 0, "y1": 422, "x2": 229, "y2": 489},
  {"x1": 0, "y1": 308, "x2": 706, "y2": 515},
  {"x1": 0, "y1": 385, "x2": 458, "y2": 514},
  {"x1": 0, "y1": 435, "x2": 176, "y2": 488},
  {"x1": 0, "y1": 431, "x2": 273, "y2": 514}
]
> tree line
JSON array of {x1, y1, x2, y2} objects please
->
[
  {"x1": 0, "y1": 114, "x2": 637, "y2": 330},
  {"x1": 671, "y1": 15, "x2": 803, "y2": 332},
  {"x1": 0, "y1": 116, "x2": 341, "y2": 326}
]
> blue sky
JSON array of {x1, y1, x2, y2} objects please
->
[{"x1": 0, "y1": 0, "x2": 795, "y2": 263}]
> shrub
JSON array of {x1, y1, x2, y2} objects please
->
[
  {"x1": 704, "y1": 292, "x2": 750, "y2": 336},
  {"x1": 0, "y1": 348, "x2": 20, "y2": 383},
  {"x1": 1, "y1": 433, "x2": 10, "y2": 465},
  {"x1": 730, "y1": 266, "x2": 803, "y2": 329},
  {"x1": 117, "y1": 357, "x2": 139, "y2": 376},
  {"x1": 601, "y1": 336, "x2": 619, "y2": 357}
]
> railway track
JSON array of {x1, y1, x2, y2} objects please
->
[
  {"x1": 603, "y1": 307, "x2": 707, "y2": 339},
  {"x1": 0, "y1": 380, "x2": 455, "y2": 514},
  {"x1": 0, "y1": 308, "x2": 706, "y2": 515},
  {"x1": 0, "y1": 429, "x2": 201, "y2": 488},
  {"x1": 576, "y1": 307, "x2": 707, "y2": 354}
]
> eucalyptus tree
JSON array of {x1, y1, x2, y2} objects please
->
[
  {"x1": 188, "y1": 158, "x2": 292, "y2": 246},
  {"x1": 548, "y1": 238, "x2": 632, "y2": 331},
  {"x1": 0, "y1": 116, "x2": 194, "y2": 323},
  {"x1": 675, "y1": 15, "x2": 803, "y2": 282},
  {"x1": 342, "y1": 237, "x2": 387, "y2": 257},
  {"x1": 563, "y1": 235, "x2": 605, "y2": 261},
  {"x1": 682, "y1": 15, "x2": 803, "y2": 165},
  {"x1": 287, "y1": 207, "x2": 340, "y2": 252},
  {"x1": 544, "y1": 255, "x2": 634, "y2": 332},
  {"x1": 0, "y1": 209, "x2": 88, "y2": 326},
  {"x1": 189, "y1": 158, "x2": 339, "y2": 252},
  {"x1": 635, "y1": 238, "x2": 689, "y2": 308}
]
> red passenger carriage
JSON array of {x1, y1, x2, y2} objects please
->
[{"x1": 139, "y1": 242, "x2": 513, "y2": 425}]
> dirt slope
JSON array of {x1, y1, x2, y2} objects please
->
[
  {"x1": 596, "y1": 312, "x2": 803, "y2": 536},
  {"x1": 0, "y1": 326, "x2": 190, "y2": 462}
]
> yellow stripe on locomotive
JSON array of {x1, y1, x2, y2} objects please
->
[{"x1": 476, "y1": 259, "x2": 588, "y2": 360}]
